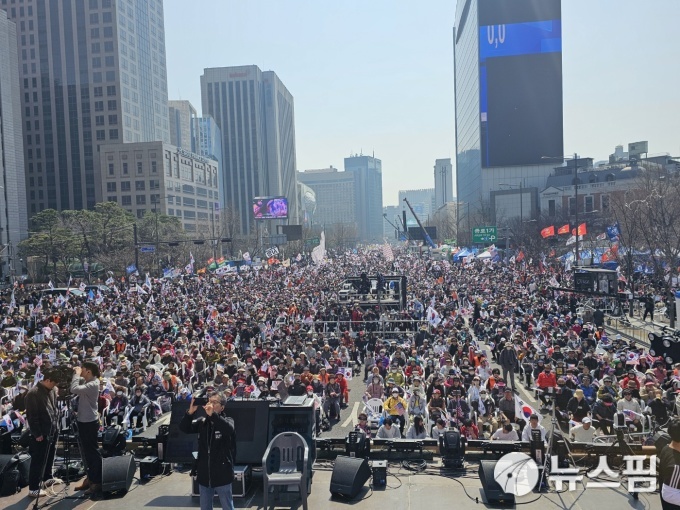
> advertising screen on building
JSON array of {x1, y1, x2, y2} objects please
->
[
  {"x1": 252, "y1": 196, "x2": 289, "y2": 220},
  {"x1": 479, "y1": 0, "x2": 563, "y2": 168}
]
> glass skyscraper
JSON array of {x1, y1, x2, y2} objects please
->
[
  {"x1": 454, "y1": 0, "x2": 563, "y2": 224},
  {"x1": 1, "y1": 0, "x2": 170, "y2": 216},
  {"x1": 0, "y1": 10, "x2": 28, "y2": 279},
  {"x1": 344, "y1": 155, "x2": 383, "y2": 242},
  {"x1": 201, "y1": 65, "x2": 298, "y2": 235}
]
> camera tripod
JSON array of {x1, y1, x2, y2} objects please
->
[{"x1": 537, "y1": 390, "x2": 580, "y2": 492}]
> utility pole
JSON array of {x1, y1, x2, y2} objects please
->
[
  {"x1": 574, "y1": 153, "x2": 579, "y2": 268},
  {"x1": 211, "y1": 203, "x2": 217, "y2": 261},
  {"x1": 133, "y1": 223, "x2": 139, "y2": 288}
]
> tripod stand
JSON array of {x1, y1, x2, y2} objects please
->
[{"x1": 537, "y1": 390, "x2": 580, "y2": 492}]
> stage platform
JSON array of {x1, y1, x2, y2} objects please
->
[{"x1": 0, "y1": 459, "x2": 663, "y2": 510}]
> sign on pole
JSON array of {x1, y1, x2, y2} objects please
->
[
  {"x1": 139, "y1": 246, "x2": 155, "y2": 253},
  {"x1": 472, "y1": 226, "x2": 497, "y2": 244}
]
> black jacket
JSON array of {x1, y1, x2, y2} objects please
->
[
  {"x1": 25, "y1": 382, "x2": 58, "y2": 439},
  {"x1": 179, "y1": 411, "x2": 236, "y2": 488}
]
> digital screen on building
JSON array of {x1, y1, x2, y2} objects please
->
[
  {"x1": 252, "y1": 196, "x2": 288, "y2": 220},
  {"x1": 479, "y1": 0, "x2": 563, "y2": 168}
]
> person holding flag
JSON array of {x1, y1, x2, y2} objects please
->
[
  {"x1": 617, "y1": 388, "x2": 644, "y2": 432},
  {"x1": 383, "y1": 387, "x2": 408, "y2": 435}
]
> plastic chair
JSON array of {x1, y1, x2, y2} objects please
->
[
  {"x1": 364, "y1": 398, "x2": 384, "y2": 429},
  {"x1": 262, "y1": 432, "x2": 309, "y2": 510}
]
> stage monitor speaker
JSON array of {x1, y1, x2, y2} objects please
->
[
  {"x1": 478, "y1": 460, "x2": 516, "y2": 506},
  {"x1": 166, "y1": 399, "x2": 199, "y2": 464},
  {"x1": 102, "y1": 455, "x2": 136, "y2": 494},
  {"x1": 330, "y1": 456, "x2": 370, "y2": 499}
]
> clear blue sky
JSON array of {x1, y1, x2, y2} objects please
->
[{"x1": 164, "y1": 0, "x2": 680, "y2": 206}]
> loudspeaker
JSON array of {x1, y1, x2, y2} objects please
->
[
  {"x1": 478, "y1": 460, "x2": 515, "y2": 506},
  {"x1": 330, "y1": 456, "x2": 371, "y2": 499},
  {"x1": 139, "y1": 456, "x2": 160, "y2": 479},
  {"x1": 166, "y1": 400, "x2": 198, "y2": 464},
  {"x1": 371, "y1": 460, "x2": 387, "y2": 488},
  {"x1": 101, "y1": 455, "x2": 136, "y2": 494}
]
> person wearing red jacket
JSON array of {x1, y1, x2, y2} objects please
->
[
  {"x1": 335, "y1": 372, "x2": 350, "y2": 407},
  {"x1": 536, "y1": 365, "x2": 557, "y2": 408},
  {"x1": 622, "y1": 369, "x2": 641, "y2": 391}
]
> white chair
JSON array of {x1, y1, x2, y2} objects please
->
[{"x1": 364, "y1": 398, "x2": 384, "y2": 429}]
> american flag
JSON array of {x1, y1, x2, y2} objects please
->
[
  {"x1": 646, "y1": 353, "x2": 657, "y2": 365},
  {"x1": 382, "y1": 243, "x2": 394, "y2": 262},
  {"x1": 456, "y1": 402, "x2": 464, "y2": 418}
]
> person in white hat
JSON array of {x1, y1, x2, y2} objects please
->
[{"x1": 569, "y1": 416, "x2": 596, "y2": 443}]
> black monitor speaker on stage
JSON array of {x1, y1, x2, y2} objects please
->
[
  {"x1": 101, "y1": 455, "x2": 136, "y2": 495},
  {"x1": 330, "y1": 456, "x2": 371, "y2": 499},
  {"x1": 478, "y1": 460, "x2": 516, "y2": 506},
  {"x1": 222, "y1": 399, "x2": 271, "y2": 465}
]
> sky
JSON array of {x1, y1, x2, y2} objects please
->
[{"x1": 164, "y1": 0, "x2": 680, "y2": 206}]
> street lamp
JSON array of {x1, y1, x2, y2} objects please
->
[{"x1": 498, "y1": 181, "x2": 526, "y2": 222}]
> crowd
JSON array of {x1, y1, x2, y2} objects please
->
[{"x1": 0, "y1": 247, "x2": 678, "y2": 458}]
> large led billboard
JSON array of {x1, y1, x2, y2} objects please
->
[
  {"x1": 252, "y1": 196, "x2": 289, "y2": 220},
  {"x1": 479, "y1": 0, "x2": 563, "y2": 168}
]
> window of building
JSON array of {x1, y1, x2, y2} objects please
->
[
  {"x1": 122, "y1": 162, "x2": 128, "y2": 175},
  {"x1": 103, "y1": 26, "x2": 113, "y2": 38},
  {"x1": 102, "y1": 12, "x2": 112, "y2": 23},
  {"x1": 105, "y1": 56, "x2": 114, "y2": 67},
  {"x1": 95, "y1": 115, "x2": 105, "y2": 126},
  {"x1": 90, "y1": 13, "x2": 99, "y2": 24},
  {"x1": 104, "y1": 42, "x2": 114, "y2": 53},
  {"x1": 94, "y1": 101, "x2": 104, "y2": 111},
  {"x1": 92, "y1": 57, "x2": 101, "y2": 68},
  {"x1": 121, "y1": 181, "x2": 131, "y2": 192},
  {"x1": 107, "y1": 100, "x2": 116, "y2": 110},
  {"x1": 569, "y1": 197, "x2": 577, "y2": 216},
  {"x1": 121, "y1": 195, "x2": 131, "y2": 206},
  {"x1": 106, "y1": 183, "x2": 117, "y2": 193},
  {"x1": 601, "y1": 195, "x2": 610, "y2": 212},
  {"x1": 136, "y1": 209, "x2": 145, "y2": 219},
  {"x1": 151, "y1": 161, "x2": 157, "y2": 173},
  {"x1": 92, "y1": 42, "x2": 101, "y2": 53},
  {"x1": 184, "y1": 210, "x2": 196, "y2": 219},
  {"x1": 136, "y1": 195, "x2": 146, "y2": 205},
  {"x1": 150, "y1": 179, "x2": 159, "y2": 190},
  {"x1": 108, "y1": 163, "x2": 114, "y2": 176},
  {"x1": 109, "y1": 129, "x2": 118, "y2": 140},
  {"x1": 135, "y1": 180, "x2": 145, "y2": 191},
  {"x1": 183, "y1": 197, "x2": 195, "y2": 207},
  {"x1": 585, "y1": 196, "x2": 594, "y2": 213},
  {"x1": 548, "y1": 200, "x2": 556, "y2": 217},
  {"x1": 96, "y1": 130, "x2": 106, "y2": 141},
  {"x1": 107, "y1": 197, "x2": 117, "y2": 203}
]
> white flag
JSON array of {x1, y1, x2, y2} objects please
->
[
  {"x1": 135, "y1": 284, "x2": 147, "y2": 295},
  {"x1": 243, "y1": 252, "x2": 251, "y2": 262},
  {"x1": 48, "y1": 280, "x2": 54, "y2": 290}
]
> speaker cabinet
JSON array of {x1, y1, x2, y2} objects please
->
[
  {"x1": 330, "y1": 456, "x2": 371, "y2": 499},
  {"x1": 101, "y1": 455, "x2": 136, "y2": 495},
  {"x1": 478, "y1": 460, "x2": 516, "y2": 506},
  {"x1": 165, "y1": 400, "x2": 198, "y2": 464}
]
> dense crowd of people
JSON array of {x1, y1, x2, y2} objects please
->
[{"x1": 0, "y1": 247, "x2": 678, "y2": 460}]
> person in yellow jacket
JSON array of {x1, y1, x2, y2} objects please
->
[{"x1": 383, "y1": 388, "x2": 408, "y2": 435}]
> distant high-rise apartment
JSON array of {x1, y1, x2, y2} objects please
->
[
  {"x1": 344, "y1": 155, "x2": 383, "y2": 242},
  {"x1": 454, "y1": 0, "x2": 563, "y2": 223},
  {"x1": 193, "y1": 116, "x2": 223, "y2": 207},
  {"x1": 0, "y1": 10, "x2": 28, "y2": 279},
  {"x1": 434, "y1": 158, "x2": 454, "y2": 208},
  {"x1": 1, "y1": 0, "x2": 170, "y2": 216},
  {"x1": 168, "y1": 100, "x2": 197, "y2": 152},
  {"x1": 200, "y1": 65, "x2": 298, "y2": 235}
]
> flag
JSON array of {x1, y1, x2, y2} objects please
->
[
  {"x1": 557, "y1": 224, "x2": 570, "y2": 235},
  {"x1": 426, "y1": 306, "x2": 441, "y2": 326},
  {"x1": 566, "y1": 235, "x2": 583, "y2": 246},
  {"x1": 540, "y1": 226, "x2": 555, "y2": 238},
  {"x1": 144, "y1": 273, "x2": 152, "y2": 290},
  {"x1": 516, "y1": 251, "x2": 525, "y2": 263},
  {"x1": 79, "y1": 282, "x2": 86, "y2": 292},
  {"x1": 135, "y1": 284, "x2": 147, "y2": 295},
  {"x1": 514, "y1": 395, "x2": 539, "y2": 420},
  {"x1": 190, "y1": 252, "x2": 195, "y2": 265},
  {"x1": 48, "y1": 280, "x2": 54, "y2": 290},
  {"x1": 33, "y1": 366, "x2": 43, "y2": 386},
  {"x1": 243, "y1": 252, "x2": 251, "y2": 262},
  {"x1": 324, "y1": 358, "x2": 332, "y2": 370},
  {"x1": 282, "y1": 259, "x2": 291, "y2": 267},
  {"x1": 596, "y1": 232, "x2": 607, "y2": 241},
  {"x1": 105, "y1": 277, "x2": 114, "y2": 286},
  {"x1": 296, "y1": 253, "x2": 302, "y2": 262},
  {"x1": 311, "y1": 232, "x2": 326, "y2": 265},
  {"x1": 607, "y1": 223, "x2": 620, "y2": 241},
  {"x1": 126, "y1": 264, "x2": 137, "y2": 275},
  {"x1": 146, "y1": 295, "x2": 155, "y2": 308},
  {"x1": 8, "y1": 290, "x2": 16, "y2": 314},
  {"x1": 87, "y1": 290, "x2": 95, "y2": 301},
  {"x1": 577, "y1": 223, "x2": 587, "y2": 236},
  {"x1": 185, "y1": 263, "x2": 193, "y2": 274},
  {"x1": 382, "y1": 242, "x2": 395, "y2": 262}
]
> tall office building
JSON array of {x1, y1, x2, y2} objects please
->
[
  {"x1": 168, "y1": 99, "x2": 197, "y2": 152},
  {"x1": 1, "y1": 0, "x2": 170, "y2": 216},
  {"x1": 398, "y1": 189, "x2": 436, "y2": 226},
  {"x1": 0, "y1": 10, "x2": 28, "y2": 279},
  {"x1": 193, "y1": 115, "x2": 223, "y2": 207},
  {"x1": 434, "y1": 158, "x2": 454, "y2": 208},
  {"x1": 453, "y1": 0, "x2": 563, "y2": 223},
  {"x1": 344, "y1": 155, "x2": 383, "y2": 242},
  {"x1": 200, "y1": 65, "x2": 298, "y2": 235},
  {"x1": 298, "y1": 167, "x2": 357, "y2": 228}
]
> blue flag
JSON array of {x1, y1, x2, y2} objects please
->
[
  {"x1": 606, "y1": 223, "x2": 620, "y2": 241},
  {"x1": 126, "y1": 264, "x2": 137, "y2": 275},
  {"x1": 88, "y1": 290, "x2": 95, "y2": 301}
]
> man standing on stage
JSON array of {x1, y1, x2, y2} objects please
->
[
  {"x1": 181, "y1": 392, "x2": 236, "y2": 510},
  {"x1": 24, "y1": 369, "x2": 61, "y2": 498},
  {"x1": 71, "y1": 361, "x2": 103, "y2": 494}
]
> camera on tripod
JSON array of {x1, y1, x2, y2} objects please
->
[{"x1": 50, "y1": 364, "x2": 76, "y2": 397}]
